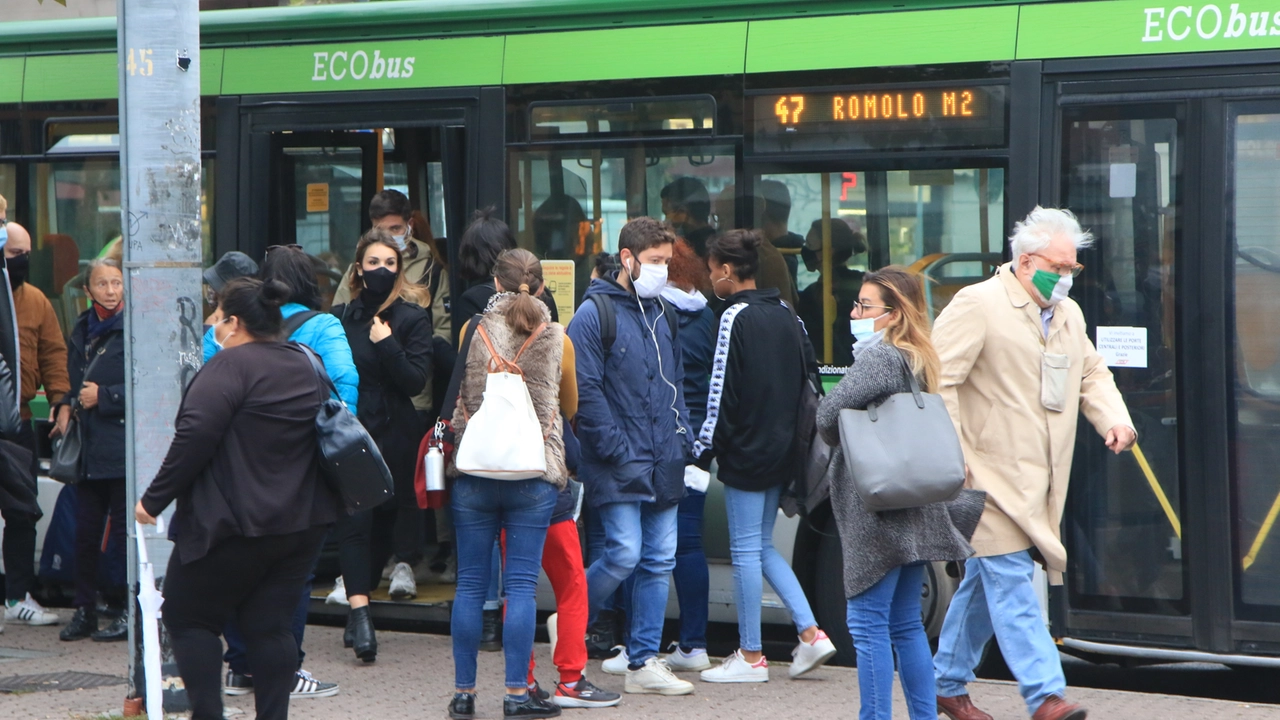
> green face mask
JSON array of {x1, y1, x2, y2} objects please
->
[{"x1": 1031, "y1": 268, "x2": 1060, "y2": 301}]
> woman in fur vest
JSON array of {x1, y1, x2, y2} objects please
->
[{"x1": 448, "y1": 248, "x2": 578, "y2": 720}]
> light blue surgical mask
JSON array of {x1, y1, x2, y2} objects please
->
[
  {"x1": 391, "y1": 234, "x2": 407, "y2": 250},
  {"x1": 850, "y1": 317, "x2": 878, "y2": 343},
  {"x1": 0, "y1": 224, "x2": 7, "y2": 249},
  {"x1": 212, "y1": 319, "x2": 234, "y2": 351}
]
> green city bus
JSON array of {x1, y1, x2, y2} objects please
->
[{"x1": 1, "y1": 0, "x2": 1278, "y2": 669}]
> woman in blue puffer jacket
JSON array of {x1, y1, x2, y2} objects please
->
[
  {"x1": 203, "y1": 248, "x2": 358, "y2": 409},
  {"x1": 201, "y1": 244, "x2": 356, "y2": 695}
]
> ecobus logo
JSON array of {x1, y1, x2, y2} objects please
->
[
  {"x1": 312, "y1": 49, "x2": 417, "y2": 82},
  {"x1": 1142, "y1": 4, "x2": 1280, "y2": 41}
]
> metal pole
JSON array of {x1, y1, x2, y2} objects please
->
[{"x1": 117, "y1": 0, "x2": 201, "y2": 712}]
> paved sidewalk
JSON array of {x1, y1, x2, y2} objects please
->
[{"x1": 1, "y1": 609, "x2": 1277, "y2": 719}]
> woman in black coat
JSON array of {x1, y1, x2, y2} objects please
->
[
  {"x1": 331, "y1": 228, "x2": 433, "y2": 662},
  {"x1": 54, "y1": 258, "x2": 128, "y2": 642},
  {"x1": 136, "y1": 277, "x2": 340, "y2": 720}
]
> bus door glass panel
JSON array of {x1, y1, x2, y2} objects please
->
[
  {"x1": 756, "y1": 168, "x2": 1004, "y2": 369},
  {"x1": 0, "y1": 164, "x2": 15, "y2": 220},
  {"x1": 272, "y1": 132, "x2": 376, "y2": 306},
  {"x1": 29, "y1": 159, "x2": 122, "y2": 334},
  {"x1": 379, "y1": 128, "x2": 449, "y2": 245},
  {"x1": 1061, "y1": 113, "x2": 1186, "y2": 615},
  {"x1": 508, "y1": 145, "x2": 736, "y2": 321},
  {"x1": 1230, "y1": 112, "x2": 1280, "y2": 622}
]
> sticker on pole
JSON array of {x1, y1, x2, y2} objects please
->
[{"x1": 1096, "y1": 326, "x2": 1147, "y2": 368}]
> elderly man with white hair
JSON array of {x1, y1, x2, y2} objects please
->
[{"x1": 931, "y1": 207, "x2": 1135, "y2": 720}]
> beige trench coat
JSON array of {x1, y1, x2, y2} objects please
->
[{"x1": 931, "y1": 264, "x2": 1132, "y2": 584}]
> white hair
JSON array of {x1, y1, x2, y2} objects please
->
[{"x1": 1008, "y1": 206, "x2": 1094, "y2": 262}]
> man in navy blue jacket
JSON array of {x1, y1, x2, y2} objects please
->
[{"x1": 567, "y1": 218, "x2": 694, "y2": 697}]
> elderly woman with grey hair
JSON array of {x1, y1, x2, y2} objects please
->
[
  {"x1": 55, "y1": 257, "x2": 130, "y2": 642},
  {"x1": 816, "y1": 265, "x2": 985, "y2": 720}
]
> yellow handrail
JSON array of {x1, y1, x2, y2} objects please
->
[{"x1": 1132, "y1": 443, "x2": 1180, "y2": 540}]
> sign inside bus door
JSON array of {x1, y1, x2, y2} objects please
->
[
  {"x1": 1096, "y1": 327, "x2": 1148, "y2": 369},
  {"x1": 312, "y1": 50, "x2": 416, "y2": 81}
]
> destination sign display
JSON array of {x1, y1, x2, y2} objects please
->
[{"x1": 752, "y1": 84, "x2": 1007, "y2": 152}]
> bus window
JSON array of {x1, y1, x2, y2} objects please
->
[
  {"x1": 1232, "y1": 112, "x2": 1280, "y2": 621},
  {"x1": 508, "y1": 145, "x2": 736, "y2": 321},
  {"x1": 756, "y1": 168, "x2": 1004, "y2": 369}
]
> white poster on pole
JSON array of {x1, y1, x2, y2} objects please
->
[{"x1": 1096, "y1": 326, "x2": 1148, "y2": 368}]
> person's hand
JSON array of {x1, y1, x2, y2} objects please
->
[
  {"x1": 370, "y1": 316, "x2": 392, "y2": 343},
  {"x1": 79, "y1": 382, "x2": 99, "y2": 410},
  {"x1": 50, "y1": 405, "x2": 71, "y2": 439},
  {"x1": 1104, "y1": 425, "x2": 1136, "y2": 454},
  {"x1": 135, "y1": 501, "x2": 156, "y2": 526}
]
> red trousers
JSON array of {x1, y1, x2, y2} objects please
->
[{"x1": 502, "y1": 519, "x2": 588, "y2": 685}]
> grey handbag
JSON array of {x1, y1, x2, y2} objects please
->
[{"x1": 838, "y1": 351, "x2": 966, "y2": 511}]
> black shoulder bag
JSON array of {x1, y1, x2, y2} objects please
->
[{"x1": 294, "y1": 344, "x2": 394, "y2": 512}]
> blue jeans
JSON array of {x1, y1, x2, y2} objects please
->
[
  {"x1": 847, "y1": 564, "x2": 935, "y2": 720},
  {"x1": 723, "y1": 484, "x2": 816, "y2": 652},
  {"x1": 451, "y1": 476, "x2": 556, "y2": 690},
  {"x1": 934, "y1": 552, "x2": 1066, "y2": 715},
  {"x1": 484, "y1": 540, "x2": 503, "y2": 612},
  {"x1": 673, "y1": 489, "x2": 709, "y2": 650},
  {"x1": 586, "y1": 501, "x2": 678, "y2": 665}
]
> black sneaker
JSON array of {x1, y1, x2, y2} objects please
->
[
  {"x1": 224, "y1": 669, "x2": 254, "y2": 696},
  {"x1": 91, "y1": 614, "x2": 128, "y2": 642},
  {"x1": 529, "y1": 680, "x2": 550, "y2": 701},
  {"x1": 553, "y1": 676, "x2": 621, "y2": 708},
  {"x1": 504, "y1": 693, "x2": 561, "y2": 718},
  {"x1": 584, "y1": 612, "x2": 619, "y2": 659},
  {"x1": 59, "y1": 607, "x2": 97, "y2": 642},
  {"x1": 291, "y1": 669, "x2": 339, "y2": 699},
  {"x1": 449, "y1": 692, "x2": 476, "y2": 720}
]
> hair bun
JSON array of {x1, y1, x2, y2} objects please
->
[
  {"x1": 741, "y1": 231, "x2": 762, "y2": 250},
  {"x1": 259, "y1": 278, "x2": 291, "y2": 308}
]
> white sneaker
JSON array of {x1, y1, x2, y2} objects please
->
[
  {"x1": 389, "y1": 562, "x2": 417, "y2": 600},
  {"x1": 789, "y1": 629, "x2": 837, "y2": 678},
  {"x1": 325, "y1": 577, "x2": 349, "y2": 606},
  {"x1": 546, "y1": 612, "x2": 559, "y2": 659},
  {"x1": 380, "y1": 557, "x2": 396, "y2": 581},
  {"x1": 601, "y1": 645, "x2": 629, "y2": 675},
  {"x1": 625, "y1": 656, "x2": 695, "y2": 695},
  {"x1": 5, "y1": 594, "x2": 59, "y2": 626},
  {"x1": 663, "y1": 642, "x2": 712, "y2": 672},
  {"x1": 700, "y1": 650, "x2": 768, "y2": 683},
  {"x1": 291, "y1": 669, "x2": 339, "y2": 699}
]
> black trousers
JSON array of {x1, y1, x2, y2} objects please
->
[
  {"x1": 162, "y1": 526, "x2": 328, "y2": 720},
  {"x1": 74, "y1": 478, "x2": 127, "y2": 609},
  {"x1": 2, "y1": 421, "x2": 38, "y2": 601}
]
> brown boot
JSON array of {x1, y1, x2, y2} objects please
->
[
  {"x1": 1032, "y1": 696, "x2": 1088, "y2": 720},
  {"x1": 937, "y1": 694, "x2": 994, "y2": 720}
]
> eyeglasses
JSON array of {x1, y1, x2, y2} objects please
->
[
  {"x1": 1029, "y1": 253, "x2": 1085, "y2": 278},
  {"x1": 853, "y1": 300, "x2": 893, "y2": 315}
]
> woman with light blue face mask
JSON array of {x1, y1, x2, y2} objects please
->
[{"x1": 816, "y1": 267, "x2": 985, "y2": 720}]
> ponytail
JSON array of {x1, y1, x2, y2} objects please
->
[{"x1": 493, "y1": 248, "x2": 545, "y2": 336}]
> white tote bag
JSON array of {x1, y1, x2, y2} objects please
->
[{"x1": 454, "y1": 323, "x2": 549, "y2": 480}]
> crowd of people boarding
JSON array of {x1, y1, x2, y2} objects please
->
[{"x1": 0, "y1": 185, "x2": 1132, "y2": 720}]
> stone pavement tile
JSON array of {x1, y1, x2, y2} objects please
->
[{"x1": 3, "y1": 614, "x2": 1279, "y2": 720}]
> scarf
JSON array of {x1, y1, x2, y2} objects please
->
[{"x1": 88, "y1": 302, "x2": 125, "y2": 341}]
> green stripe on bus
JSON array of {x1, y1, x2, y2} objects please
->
[
  {"x1": 202, "y1": 49, "x2": 224, "y2": 97},
  {"x1": 746, "y1": 6, "x2": 1019, "y2": 74},
  {"x1": 0, "y1": 58, "x2": 23, "y2": 103},
  {"x1": 502, "y1": 23, "x2": 749, "y2": 84},
  {"x1": 1017, "y1": 0, "x2": 1280, "y2": 58},
  {"x1": 23, "y1": 52, "x2": 116, "y2": 102},
  {"x1": 219, "y1": 36, "x2": 504, "y2": 95}
]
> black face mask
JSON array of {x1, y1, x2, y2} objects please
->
[
  {"x1": 6, "y1": 253, "x2": 29, "y2": 290},
  {"x1": 360, "y1": 267, "x2": 397, "y2": 307}
]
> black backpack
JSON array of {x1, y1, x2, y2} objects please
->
[
  {"x1": 589, "y1": 294, "x2": 678, "y2": 355},
  {"x1": 281, "y1": 310, "x2": 321, "y2": 339}
]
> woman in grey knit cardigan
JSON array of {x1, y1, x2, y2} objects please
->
[{"x1": 816, "y1": 267, "x2": 986, "y2": 720}]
